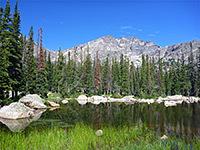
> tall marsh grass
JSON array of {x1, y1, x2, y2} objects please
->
[{"x1": 0, "y1": 123, "x2": 200, "y2": 150}]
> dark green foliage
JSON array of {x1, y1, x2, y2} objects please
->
[
  {"x1": 111, "y1": 57, "x2": 120, "y2": 94},
  {"x1": 0, "y1": 7, "x2": 10, "y2": 101},
  {"x1": 94, "y1": 52, "x2": 102, "y2": 94},
  {"x1": 46, "y1": 53, "x2": 53, "y2": 91},
  {"x1": 23, "y1": 26, "x2": 37, "y2": 94},
  {"x1": 140, "y1": 54, "x2": 147, "y2": 93},
  {"x1": 120, "y1": 56, "x2": 130, "y2": 95},
  {"x1": 9, "y1": 0, "x2": 23, "y2": 98},
  {"x1": 83, "y1": 49, "x2": 93, "y2": 95},
  {"x1": 197, "y1": 48, "x2": 200, "y2": 96},
  {"x1": 102, "y1": 56, "x2": 110, "y2": 95}
]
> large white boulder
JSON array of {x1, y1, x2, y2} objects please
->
[
  {"x1": 0, "y1": 102, "x2": 33, "y2": 119},
  {"x1": 19, "y1": 94, "x2": 46, "y2": 109},
  {"x1": 166, "y1": 95, "x2": 183, "y2": 101},
  {"x1": 0, "y1": 109, "x2": 45, "y2": 132},
  {"x1": 76, "y1": 95, "x2": 88, "y2": 101},
  {"x1": 90, "y1": 96, "x2": 107, "y2": 103},
  {"x1": 123, "y1": 96, "x2": 134, "y2": 101}
]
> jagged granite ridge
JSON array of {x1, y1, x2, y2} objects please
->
[{"x1": 33, "y1": 35, "x2": 200, "y2": 65}]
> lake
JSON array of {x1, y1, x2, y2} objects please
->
[{"x1": 1, "y1": 101, "x2": 200, "y2": 141}]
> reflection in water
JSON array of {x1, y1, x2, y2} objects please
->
[
  {"x1": 0, "y1": 109, "x2": 46, "y2": 132},
  {"x1": 1, "y1": 101, "x2": 200, "y2": 140}
]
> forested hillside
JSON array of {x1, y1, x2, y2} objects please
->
[{"x1": 0, "y1": 0, "x2": 200, "y2": 105}]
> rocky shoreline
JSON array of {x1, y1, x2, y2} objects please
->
[{"x1": 75, "y1": 95, "x2": 200, "y2": 107}]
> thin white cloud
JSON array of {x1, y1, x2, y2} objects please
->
[
  {"x1": 59, "y1": 21, "x2": 64, "y2": 25},
  {"x1": 155, "y1": 31, "x2": 159, "y2": 34},
  {"x1": 121, "y1": 26, "x2": 132, "y2": 30},
  {"x1": 194, "y1": 37, "x2": 200, "y2": 41},
  {"x1": 138, "y1": 29, "x2": 142, "y2": 32},
  {"x1": 147, "y1": 34, "x2": 156, "y2": 37},
  {"x1": 119, "y1": 30, "x2": 135, "y2": 37}
]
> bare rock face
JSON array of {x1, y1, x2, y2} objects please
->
[
  {"x1": 0, "y1": 102, "x2": 33, "y2": 119},
  {"x1": 61, "y1": 36, "x2": 161, "y2": 66},
  {"x1": 19, "y1": 94, "x2": 47, "y2": 109}
]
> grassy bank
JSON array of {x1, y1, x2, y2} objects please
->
[{"x1": 1, "y1": 123, "x2": 200, "y2": 150}]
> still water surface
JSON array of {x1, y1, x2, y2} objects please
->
[{"x1": 1, "y1": 101, "x2": 200, "y2": 139}]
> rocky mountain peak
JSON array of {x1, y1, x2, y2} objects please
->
[{"x1": 34, "y1": 36, "x2": 200, "y2": 66}]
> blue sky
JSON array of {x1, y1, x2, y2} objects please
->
[{"x1": 1, "y1": 0, "x2": 200, "y2": 50}]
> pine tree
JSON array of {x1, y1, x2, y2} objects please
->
[
  {"x1": 111, "y1": 57, "x2": 120, "y2": 94},
  {"x1": 57, "y1": 49, "x2": 65, "y2": 94},
  {"x1": 188, "y1": 42, "x2": 196, "y2": 96},
  {"x1": 197, "y1": 48, "x2": 200, "y2": 96},
  {"x1": 52, "y1": 61, "x2": 58, "y2": 92},
  {"x1": 67, "y1": 52, "x2": 75, "y2": 92},
  {"x1": 102, "y1": 56, "x2": 110, "y2": 95},
  {"x1": 164, "y1": 65, "x2": 170, "y2": 95},
  {"x1": 0, "y1": 6, "x2": 11, "y2": 101},
  {"x1": 150, "y1": 57, "x2": 157, "y2": 95},
  {"x1": 129, "y1": 61, "x2": 136, "y2": 95},
  {"x1": 121, "y1": 56, "x2": 130, "y2": 95},
  {"x1": 46, "y1": 53, "x2": 53, "y2": 91},
  {"x1": 37, "y1": 68, "x2": 47, "y2": 98},
  {"x1": 169, "y1": 62, "x2": 178, "y2": 95},
  {"x1": 135, "y1": 66, "x2": 141, "y2": 96},
  {"x1": 157, "y1": 53, "x2": 164, "y2": 95},
  {"x1": 146, "y1": 55, "x2": 151, "y2": 95},
  {"x1": 23, "y1": 26, "x2": 37, "y2": 94},
  {"x1": 179, "y1": 54, "x2": 188, "y2": 96},
  {"x1": 77, "y1": 47, "x2": 84, "y2": 91},
  {"x1": 9, "y1": 0, "x2": 23, "y2": 98},
  {"x1": 94, "y1": 52, "x2": 101, "y2": 93},
  {"x1": 1, "y1": 0, "x2": 12, "y2": 99},
  {"x1": 140, "y1": 54, "x2": 147, "y2": 94},
  {"x1": 83, "y1": 49, "x2": 93, "y2": 95},
  {"x1": 61, "y1": 59, "x2": 68, "y2": 97}
]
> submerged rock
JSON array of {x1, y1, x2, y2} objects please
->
[
  {"x1": 56, "y1": 97, "x2": 61, "y2": 101},
  {"x1": 77, "y1": 101, "x2": 87, "y2": 105},
  {"x1": 164, "y1": 101, "x2": 177, "y2": 107},
  {"x1": 61, "y1": 100, "x2": 68, "y2": 104},
  {"x1": 49, "y1": 107, "x2": 60, "y2": 111},
  {"x1": 0, "y1": 102, "x2": 33, "y2": 119},
  {"x1": 19, "y1": 94, "x2": 46, "y2": 109},
  {"x1": 96, "y1": 129, "x2": 103, "y2": 136},
  {"x1": 0, "y1": 109, "x2": 45, "y2": 132},
  {"x1": 160, "y1": 135, "x2": 168, "y2": 140},
  {"x1": 48, "y1": 101, "x2": 60, "y2": 107}
]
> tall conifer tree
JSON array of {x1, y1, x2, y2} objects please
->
[
  {"x1": 0, "y1": 7, "x2": 10, "y2": 101},
  {"x1": 10, "y1": 0, "x2": 23, "y2": 98},
  {"x1": 83, "y1": 49, "x2": 93, "y2": 95}
]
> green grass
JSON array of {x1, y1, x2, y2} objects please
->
[{"x1": 1, "y1": 123, "x2": 200, "y2": 150}]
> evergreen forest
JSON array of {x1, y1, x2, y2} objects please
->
[{"x1": 0, "y1": 0, "x2": 200, "y2": 105}]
